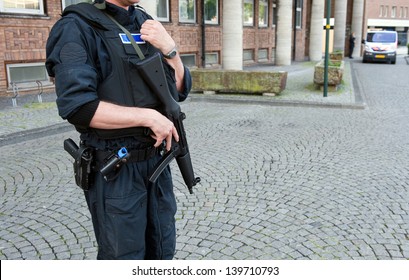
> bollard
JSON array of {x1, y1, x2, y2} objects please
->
[{"x1": 36, "y1": 80, "x2": 43, "y2": 103}]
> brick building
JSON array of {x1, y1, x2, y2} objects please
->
[
  {"x1": 1, "y1": 1, "x2": 406, "y2": 97},
  {"x1": 364, "y1": 0, "x2": 409, "y2": 45}
]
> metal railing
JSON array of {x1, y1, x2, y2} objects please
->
[{"x1": 9, "y1": 80, "x2": 44, "y2": 107}]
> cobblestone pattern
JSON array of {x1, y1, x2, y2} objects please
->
[{"x1": 0, "y1": 58, "x2": 408, "y2": 260}]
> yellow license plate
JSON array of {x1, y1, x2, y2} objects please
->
[{"x1": 375, "y1": 55, "x2": 386, "y2": 58}]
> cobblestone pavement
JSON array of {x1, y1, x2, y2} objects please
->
[{"x1": 0, "y1": 56, "x2": 409, "y2": 260}]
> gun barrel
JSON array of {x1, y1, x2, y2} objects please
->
[{"x1": 176, "y1": 153, "x2": 201, "y2": 194}]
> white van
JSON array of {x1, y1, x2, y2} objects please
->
[{"x1": 362, "y1": 30, "x2": 398, "y2": 64}]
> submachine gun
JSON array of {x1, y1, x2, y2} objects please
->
[{"x1": 136, "y1": 53, "x2": 200, "y2": 194}]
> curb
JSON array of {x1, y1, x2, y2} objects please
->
[
  {"x1": 189, "y1": 94, "x2": 366, "y2": 110},
  {"x1": 0, "y1": 122, "x2": 73, "y2": 147}
]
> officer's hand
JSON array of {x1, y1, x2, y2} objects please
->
[
  {"x1": 140, "y1": 19, "x2": 176, "y2": 56},
  {"x1": 149, "y1": 112, "x2": 179, "y2": 151}
]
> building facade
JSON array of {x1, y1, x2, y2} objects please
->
[
  {"x1": 1, "y1": 0, "x2": 406, "y2": 97},
  {"x1": 365, "y1": 0, "x2": 409, "y2": 45}
]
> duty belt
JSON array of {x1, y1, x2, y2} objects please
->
[{"x1": 95, "y1": 146, "x2": 160, "y2": 164}]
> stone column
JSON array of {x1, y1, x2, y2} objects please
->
[
  {"x1": 333, "y1": 0, "x2": 348, "y2": 52},
  {"x1": 276, "y1": 0, "x2": 292, "y2": 65},
  {"x1": 351, "y1": 0, "x2": 365, "y2": 58},
  {"x1": 222, "y1": 0, "x2": 243, "y2": 70},
  {"x1": 309, "y1": 0, "x2": 325, "y2": 61},
  {"x1": 138, "y1": 0, "x2": 157, "y2": 17}
]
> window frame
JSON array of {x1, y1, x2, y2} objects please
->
[
  {"x1": 61, "y1": 0, "x2": 92, "y2": 11},
  {"x1": 6, "y1": 62, "x2": 51, "y2": 89},
  {"x1": 204, "y1": 0, "x2": 219, "y2": 25},
  {"x1": 179, "y1": 0, "x2": 196, "y2": 23},
  {"x1": 243, "y1": 0, "x2": 254, "y2": 27},
  {"x1": 295, "y1": 0, "x2": 303, "y2": 29},
  {"x1": 156, "y1": 0, "x2": 170, "y2": 22},
  {"x1": 258, "y1": 0, "x2": 268, "y2": 28},
  {"x1": 391, "y1": 6, "x2": 396, "y2": 18},
  {"x1": 272, "y1": 1, "x2": 277, "y2": 27},
  {"x1": 0, "y1": 0, "x2": 45, "y2": 15}
]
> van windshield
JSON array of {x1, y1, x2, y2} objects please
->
[{"x1": 367, "y1": 32, "x2": 396, "y2": 43}]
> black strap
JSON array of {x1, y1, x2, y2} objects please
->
[{"x1": 94, "y1": 3, "x2": 146, "y2": 60}]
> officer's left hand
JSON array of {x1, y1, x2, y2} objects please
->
[{"x1": 140, "y1": 20, "x2": 176, "y2": 56}]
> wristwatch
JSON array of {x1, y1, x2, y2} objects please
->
[{"x1": 163, "y1": 46, "x2": 177, "y2": 59}]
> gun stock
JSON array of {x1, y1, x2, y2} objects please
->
[{"x1": 137, "y1": 53, "x2": 200, "y2": 193}]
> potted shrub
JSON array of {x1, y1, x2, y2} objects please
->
[{"x1": 407, "y1": 43, "x2": 409, "y2": 55}]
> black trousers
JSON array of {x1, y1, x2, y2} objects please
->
[{"x1": 85, "y1": 154, "x2": 177, "y2": 259}]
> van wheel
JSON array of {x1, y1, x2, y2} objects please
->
[{"x1": 391, "y1": 59, "x2": 396, "y2": 64}]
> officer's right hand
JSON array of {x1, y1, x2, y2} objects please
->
[{"x1": 148, "y1": 111, "x2": 179, "y2": 151}]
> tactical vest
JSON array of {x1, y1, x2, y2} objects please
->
[{"x1": 63, "y1": 3, "x2": 176, "y2": 139}]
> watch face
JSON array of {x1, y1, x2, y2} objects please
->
[
  {"x1": 165, "y1": 48, "x2": 177, "y2": 58},
  {"x1": 168, "y1": 50, "x2": 177, "y2": 58}
]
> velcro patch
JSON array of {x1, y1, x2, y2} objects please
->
[{"x1": 119, "y1": 33, "x2": 145, "y2": 44}]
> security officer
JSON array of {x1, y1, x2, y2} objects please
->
[{"x1": 45, "y1": 0, "x2": 192, "y2": 259}]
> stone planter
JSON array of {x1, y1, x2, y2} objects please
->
[
  {"x1": 191, "y1": 69, "x2": 288, "y2": 95},
  {"x1": 329, "y1": 51, "x2": 344, "y2": 61},
  {"x1": 313, "y1": 60, "x2": 344, "y2": 91}
]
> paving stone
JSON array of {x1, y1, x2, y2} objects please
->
[{"x1": 1, "y1": 59, "x2": 409, "y2": 260}]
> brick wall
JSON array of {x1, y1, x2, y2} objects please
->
[
  {"x1": 0, "y1": 0, "x2": 346, "y2": 97},
  {"x1": 0, "y1": 0, "x2": 61, "y2": 96}
]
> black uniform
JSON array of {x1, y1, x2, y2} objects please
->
[
  {"x1": 349, "y1": 34, "x2": 356, "y2": 58},
  {"x1": 46, "y1": 2, "x2": 192, "y2": 259}
]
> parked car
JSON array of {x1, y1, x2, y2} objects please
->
[{"x1": 362, "y1": 30, "x2": 398, "y2": 64}]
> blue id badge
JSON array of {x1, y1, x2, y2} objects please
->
[{"x1": 119, "y1": 33, "x2": 145, "y2": 44}]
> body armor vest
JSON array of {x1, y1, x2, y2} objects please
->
[{"x1": 63, "y1": 3, "x2": 177, "y2": 139}]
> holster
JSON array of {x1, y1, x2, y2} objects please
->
[{"x1": 73, "y1": 145, "x2": 95, "y2": 191}]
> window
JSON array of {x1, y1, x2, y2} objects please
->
[
  {"x1": 243, "y1": 49, "x2": 254, "y2": 62},
  {"x1": 258, "y1": 49, "x2": 268, "y2": 61},
  {"x1": 179, "y1": 0, "x2": 196, "y2": 23},
  {"x1": 384, "y1": 6, "x2": 388, "y2": 17},
  {"x1": 272, "y1": 1, "x2": 277, "y2": 26},
  {"x1": 379, "y1": 5, "x2": 384, "y2": 17},
  {"x1": 205, "y1": 52, "x2": 219, "y2": 66},
  {"x1": 204, "y1": 0, "x2": 218, "y2": 24},
  {"x1": 62, "y1": 0, "x2": 92, "y2": 10},
  {"x1": 0, "y1": 0, "x2": 44, "y2": 15},
  {"x1": 406, "y1": 7, "x2": 408, "y2": 18},
  {"x1": 7, "y1": 63, "x2": 50, "y2": 89},
  {"x1": 180, "y1": 54, "x2": 196, "y2": 67},
  {"x1": 295, "y1": 0, "x2": 303, "y2": 28},
  {"x1": 259, "y1": 0, "x2": 268, "y2": 27},
  {"x1": 243, "y1": 0, "x2": 254, "y2": 26},
  {"x1": 391, "y1": 6, "x2": 396, "y2": 18},
  {"x1": 156, "y1": 0, "x2": 169, "y2": 21}
]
